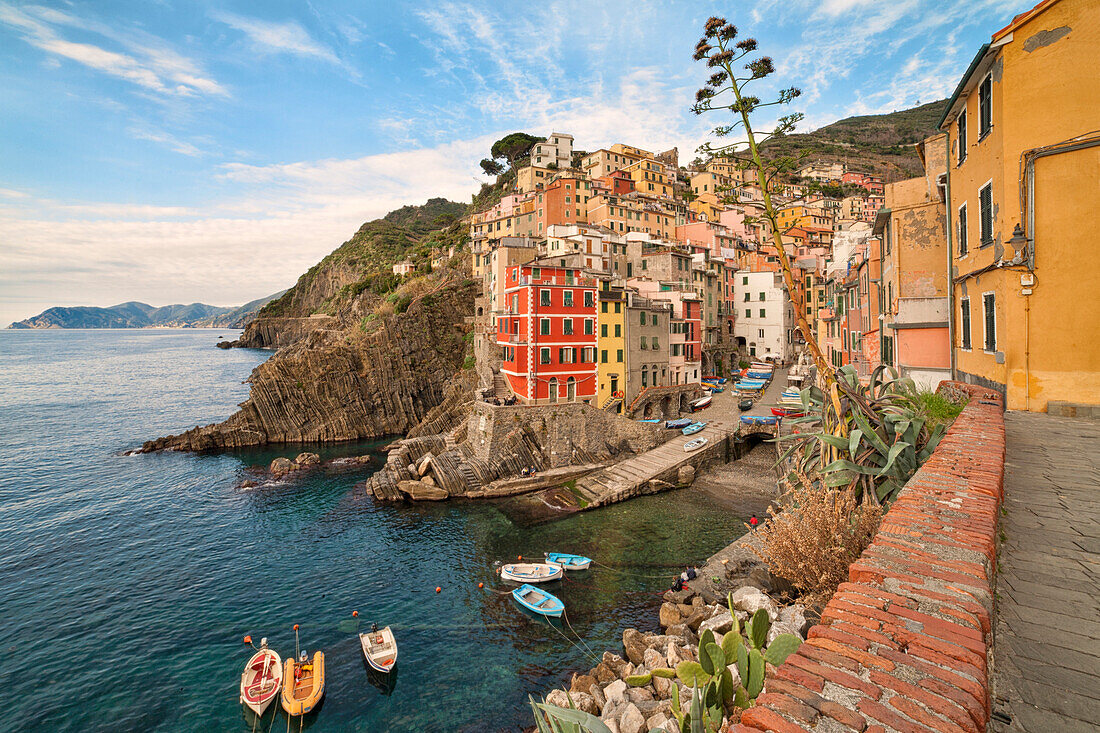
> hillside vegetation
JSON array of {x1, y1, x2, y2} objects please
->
[{"x1": 761, "y1": 99, "x2": 948, "y2": 181}]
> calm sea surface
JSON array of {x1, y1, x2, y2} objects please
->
[{"x1": 0, "y1": 329, "x2": 748, "y2": 732}]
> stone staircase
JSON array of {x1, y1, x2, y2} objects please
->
[{"x1": 492, "y1": 372, "x2": 512, "y2": 400}]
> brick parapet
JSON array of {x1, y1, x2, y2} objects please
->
[{"x1": 735, "y1": 381, "x2": 1005, "y2": 733}]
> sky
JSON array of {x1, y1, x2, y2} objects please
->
[{"x1": 0, "y1": 0, "x2": 1034, "y2": 325}]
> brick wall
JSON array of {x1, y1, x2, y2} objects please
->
[{"x1": 734, "y1": 382, "x2": 1005, "y2": 733}]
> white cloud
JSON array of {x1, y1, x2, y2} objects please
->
[
  {"x1": 212, "y1": 11, "x2": 341, "y2": 65},
  {"x1": 0, "y1": 2, "x2": 227, "y2": 98},
  {"x1": 128, "y1": 126, "x2": 206, "y2": 157}
]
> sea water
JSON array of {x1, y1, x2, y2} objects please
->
[{"x1": 0, "y1": 329, "x2": 748, "y2": 732}]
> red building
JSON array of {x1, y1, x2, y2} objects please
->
[
  {"x1": 535, "y1": 175, "x2": 587, "y2": 234},
  {"x1": 497, "y1": 262, "x2": 598, "y2": 403},
  {"x1": 841, "y1": 171, "x2": 885, "y2": 195}
]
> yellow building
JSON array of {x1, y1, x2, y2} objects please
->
[
  {"x1": 776, "y1": 203, "x2": 833, "y2": 232},
  {"x1": 939, "y1": 0, "x2": 1099, "y2": 412},
  {"x1": 623, "y1": 159, "x2": 673, "y2": 198},
  {"x1": 596, "y1": 283, "x2": 627, "y2": 411}
]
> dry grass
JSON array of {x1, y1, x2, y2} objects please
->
[{"x1": 754, "y1": 471, "x2": 883, "y2": 609}]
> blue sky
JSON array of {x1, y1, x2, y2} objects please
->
[{"x1": 0, "y1": 0, "x2": 1033, "y2": 324}]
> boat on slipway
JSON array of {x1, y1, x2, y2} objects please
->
[
  {"x1": 682, "y1": 421, "x2": 707, "y2": 435},
  {"x1": 684, "y1": 437, "x2": 708, "y2": 452},
  {"x1": 239, "y1": 639, "x2": 282, "y2": 716},
  {"x1": 544, "y1": 552, "x2": 592, "y2": 570},
  {"x1": 500, "y1": 563, "x2": 563, "y2": 583},
  {"x1": 512, "y1": 584, "x2": 565, "y2": 617},
  {"x1": 690, "y1": 395, "x2": 712, "y2": 411},
  {"x1": 665, "y1": 418, "x2": 692, "y2": 429}
]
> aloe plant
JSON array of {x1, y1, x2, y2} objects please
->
[{"x1": 778, "y1": 365, "x2": 952, "y2": 504}]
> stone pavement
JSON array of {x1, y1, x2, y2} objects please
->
[{"x1": 992, "y1": 412, "x2": 1100, "y2": 732}]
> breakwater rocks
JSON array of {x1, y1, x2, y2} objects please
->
[
  {"x1": 364, "y1": 400, "x2": 668, "y2": 502},
  {"x1": 141, "y1": 280, "x2": 476, "y2": 452},
  {"x1": 546, "y1": 583, "x2": 808, "y2": 733}
]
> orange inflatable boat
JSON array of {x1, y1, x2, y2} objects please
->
[{"x1": 280, "y1": 651, "x2": 325, "y2": 716}]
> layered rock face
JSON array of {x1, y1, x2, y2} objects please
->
[
  {"x1": 141, "y1": 279, "x2": 476, "y2": 452},
  {"x1": 223, "y1": 315, "x2": 339, "y2": 350}
]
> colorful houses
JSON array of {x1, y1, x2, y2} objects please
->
[{"x1": 939, "y1": 0, "x2": 1100, "y2": 411}]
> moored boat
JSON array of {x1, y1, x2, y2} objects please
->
[
  {"x1": 281, "y1": 653, "x2": 325, "y2": 716},
  {"x1": 360, "y1": 624, "x2": 398, "y2": 673},
  {"x1": 665, "y1": 418, "x2": 692, "y2": 429},
  {"x1": 683, "y1": 437, "x2": 708, "y2": 452},
  {"x1": 682, "y1": 421, "x2": 706, "y2": 435},
  {"x1": 240, "y1": 639, "x2": 282, "y2": 716},
  {"x1": 512, "y1": 583, "x2": 565, "y2": 617},
  {"x1": 544, "y1": 552, "x2": 592, "y2": 570},
  {"x1": 500, "y1": 563, "x2": 563, "y2": 583}
]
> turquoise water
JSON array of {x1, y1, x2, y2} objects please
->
[{"x1": 0, "y1": 330, "x2": 748, "y2": 732}]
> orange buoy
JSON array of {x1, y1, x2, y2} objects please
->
[
  {"x1": 352, "y1": 610, "x2": 358, "y2": 617},
  {"x1": 435, "y1": 586, "x2": 442, "y2": 593},
  {"x1": 293, "y1": 624, "x2": 299, "y2": 631},
  {"x1": 518, "y1": 555, "x2": 523, "y2": 560},
  {"x1": 243, "y1": 635, "x2": 252, "y2": 644},
  {"x1": 478, "y1": 582, "x2": 484, "y2": 589}
]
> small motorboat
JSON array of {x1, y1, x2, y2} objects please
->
[
  {"x1": 544, "y1": 552, "x2": 592, "y2": 570},
  {"x1": 738, "y1": 398, "x2": 754, "y2": 411},
  {"x1": 682, "y1": 421, "x2": 707, "y2": 435},
  {"x1": 360, "y1": 624, "x2": 398, "y2": 673},
  {"x1": 281, "y1": 652, "x2": 325, "y2": 716},
  {"x1": 512, "y1": 584, "x2": 565, "y2": 617},
  {"x1": 771, "y1": 407, "x2": 803, "y2": 417},
  {"x1": 665, "y1": 418, "x2": 692, "y2": 429},
  {"x1": 690, "y1": 395, "x2": 712, "y2": 411},
  {"x1": 500, "y1": 563, "x2": 563, "y2": 583},
  {"x1": 684, "y1": 437, "x2": 708, "y2": 452},
  {"x1": 240, "y1": 638, "x2": 282, "y2": 716}
]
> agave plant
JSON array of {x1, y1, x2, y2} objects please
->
[
  {"x1": 529, "y1": 695, "x2": 614, "y2": 733},
  {"x1": 780, "y1": 364, "x2": 950, "y2": 504}
]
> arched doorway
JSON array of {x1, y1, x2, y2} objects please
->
[
  {"x1": 661, "y1": 395, "x2": 672, "y2": 418},
  {"x1": 566, "y1": 377, "x2": 576, "y2": 402},
  {"x1": 548, "y1": 378, "x2": 558, "y2": 403}
]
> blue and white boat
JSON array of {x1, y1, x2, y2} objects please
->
[
  {"x1": 544, "y1": 552, "x2": 592, "y2": 570},
  {"x1": 682, "y1": 421, "x2": 707, "y2": 435},
  {"x1": 512, "y1": 584, "x2": 565, "y2": 617},
  {"x1": 500, "y1": 563, "x2": 563, "y2": 583},
  {"x1": 636, "y1": 418, "x2": 661, "y2": 423},
  {"x1": 665, "y1": 418, "x2": 692, "y2": 429},
  {"x1": 684, "y1": 437, "x2": 708, "y2": 452}
]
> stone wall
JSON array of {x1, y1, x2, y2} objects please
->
[{"x1": 734, "y1": 381, "x2": 1006, "y2": 733}]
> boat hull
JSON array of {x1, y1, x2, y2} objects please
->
[
  {"x1": 281, "y1": 651, "x2": 325, "y2": 717},
  {"x1": 240, "y1": 648, "x2": 282, "y2": 716},
  {"x1": 682, "y1": 422, "x2": 706, "y2": 435},
  {"x1": 512, "y1": 583, "x2": 564, "y2": 617},
  {"x1": 360, "y1": 626, "x2": 398, "y2": 673},
  {"x1": 684, "y1": 438, "x2": 708, "y2": 452},
  {"x1": 545, "y1": 553, "x2": 592, "y2": 570},
  {"x1": 500, "y1": 563, "x2": 563, "y2": 583}
]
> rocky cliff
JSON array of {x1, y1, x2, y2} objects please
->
[{"x1": 141, "y1": 276, "x2": 477, "y2": 451}]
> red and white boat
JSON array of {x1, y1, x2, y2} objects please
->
[{"x1": 240, "y1": 638, "x2": 282, "y2": 716}]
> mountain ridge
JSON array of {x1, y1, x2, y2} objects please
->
[{"x1": 9, "y1": 291, "x2": 286, "y2": 329}]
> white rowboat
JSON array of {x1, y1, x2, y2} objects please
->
[{"x1": 500, "y1": 563, "x2": 563, "y2": 583}]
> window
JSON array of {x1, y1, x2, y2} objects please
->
[
  {"x1": 563, "y1": 318, "x2": 573, "y2": 335},
  {"x1": 540, "y1": 318, "x2": 550, "y2": 335},
  {"x1": 563, "y1": 290, "x2": 573, "y2": 307},
  {"x1": 651, "y1": 314, "x2": 658, "y2": 326},
  {"x1": 532, "y1": 267, "x2": 541, "y2": 279},
  {"x1": 540, "y1": 289, "x2": 551, "y2": 306},
  {"x1": 759, "y1": 309, "x2": 766, "y2": 318},
  {"x1": 742, "y1": 276, "x2": 748, "y2": 285},
  {"x1": 982, "y1": 292, "x2": 996, "y2": 352},
  {"x1": 601, "y1": 349, "x2": 608, "y2": 363},
  {"x1": 759, "y1": 292, "x2": 765, "y2": 301},
  {"x1": 978, "y1": 75, "x2": 992, "y2": 138},
  {"x1": 616, "y1": 349, "x2": 623, "y2": 362},
  {"x1": 614, "y1": 303, "x2": 621, "y2": 314},
  {"x1": 979, "y1": 183, "x2": 993, "y2": 247},
  {"x1": 743, "y1": 292, "x2": 750, "y2": 302},
  {"x1": 601, "y1": 324, "x2": 608, "y2": 338},
  {"x1": 960, "y1": 298, "x2": 972, "y2": 350},
  {"x1": 601, "y1": 302, "x2": 608, "y2": 313},
  {"x1": 584, "y1": 291, "x2": 594, "y2": 307},
  {"x1": 640, "y1": 312, "x2": 646, "y2": 326},
  {"x1": 745, "y1": 309, "x2": 750, "y2": 318},
  {"x1": 956, "y1": 111, "x2": 967, "y2": 165},
  {"x1": 640, "y1": 337, "x2": 647, "y2": 350},
  {"x1": 540, "y1": 347, "x2": 551, "y2": 364},
  {"x1": 652, "y1": 337, "x2": 659, "y2": 350},
  {"x1": 958, "y1": 203, "x2": 968, "y2": 256},
  {"x1": 759, "y1": 329, "x2": 765, "y2": 338},
  {"x1": 584, "y1": 319, "x2": 593, "y2": 335},
  {"x1": 614, "y1": 324, "x2": 621, "y2": 337},
  {"x1": 641, "y1": 370, "x2": 648, "y2": 388}
]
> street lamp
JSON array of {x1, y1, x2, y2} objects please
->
[{"x1": 1006, "y1": 223, "x2": 1028, "y2": 266}]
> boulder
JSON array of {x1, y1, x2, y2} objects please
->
[
  {"x1": 698, "y1": 608, "x2": 733, "y2": 635},
  {"x1": 620, "y1": 662, "x2": 635, "y2": 680},
  {"x1": 677, "y1": 464, "x2": 695, "y2": 486},
  {"x1": 619, "y1": 703, "x2": 646, "y2": 733},
  {"x1": 294, "y1": 452, "x2": 320, "y2": 465},
  {"x1": 684, "y1": 611, "x2": 707, "y2": 632},
  {"x1": 397, "y1": 480, "x2": 448, "y2": 501},
  {"x1": 726, "y1": 662, "x2": 742, "y2": 689},
  {"x1": 779, "y1": 604, "x2": 809, "y2": 636},
  {"x1": 594, "y1": 662, "x2": 617, "y2": 684},
  {"x1": 269, "y1": 457, "x2": 295, "y2": 476},
  {"x1": 665, "y1": 623, "x2": 696, "y2": 646},
  {"x1": 728, "y1": 586, "x2": 778, "y2": 620},
  {"x1": 663, "y1": 588, "x2": 693, "y2": 604},
  {"x1": 571, "y1": 691, "x2": 600, "y2": 716},
  {"x1": 604, "y1": 679, "x2": 628, "y2": 707},
  {"x1": 589, "y1": 683, "x2": 606, "y2": 710},
  {"x1": 238, "y1": 479, "x2": 258, "y2": 489},
  {"x1": 420, "y1": 475, "x2": 437, "y2": 488},
  {"x1": 646, "y1": 713, "x2": 672, "y2": 733},
  {"x1": 571, "y1": 673, "x2": 598, "y2": 695},
  {"x1": 666, "y1": 642, "x2": 683, "y2": 668},
  {"x1": 643, "y1": 647, "x2": 665, "y2": 673},
  {"x1": 676, "y1": 603, "x2": 695, "y2": 616},
  {"x1": 653, "y1": 672, "x2": 672, "y2": 697},
  {"x1": 659, "y1": 602, "x2": 681, "y2": 628},
  {"x1": 622, "y1": 628, "x2": 647, "y2": 666},
  {"x1": 767, "y1": 620, "x2": 803, "y2": 645},
  {"x1": 416, "y1": 453, "x2": 433, "y2": 476},
  {"x1": 627, "y1": 687, "x2": 654, "y2": 703},
  {"x1": 691, "y1": 595, "x2": 706, "y2": 608},
  {"x1": 545, "y1": 689, "x2": 570, "y2": 709}
]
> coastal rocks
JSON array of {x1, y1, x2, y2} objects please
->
[
  {"x1": 545, "y1": 689, "x2": 599, "y2": 716},
  {"x1": 570, "y1": 674, "x2": 597, "y2": 695},
  {"x1": 294, "y1": 452, "x2": 320, "y2": 466},
  {"x1": 621, "y1": 628, "x2": 648, "y2": 666},
  {"x1": 603, "y1": 679, "x2": 628, "y2": 707},
  {"x1": 139, "y1": 278, "x2": 477, "y2": 453},
  {"x1": 698, "y1": 608, "x2": 734, "y2": 635},
  {"x1": 269, "y1": 457, "x2": 295, "y2": 477},
  {"x1": 618, "y1": 703, "x2": 645, "y2": 733},
  {"x1": 397, "y1": 480, "x2": 448, "y2": 501},
  {"x1": 658, "y1": 602, "x2": 680, "y2": 628},
  {"x1": 728, "y1": 586, "x2": 779, "y2": 621}
]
